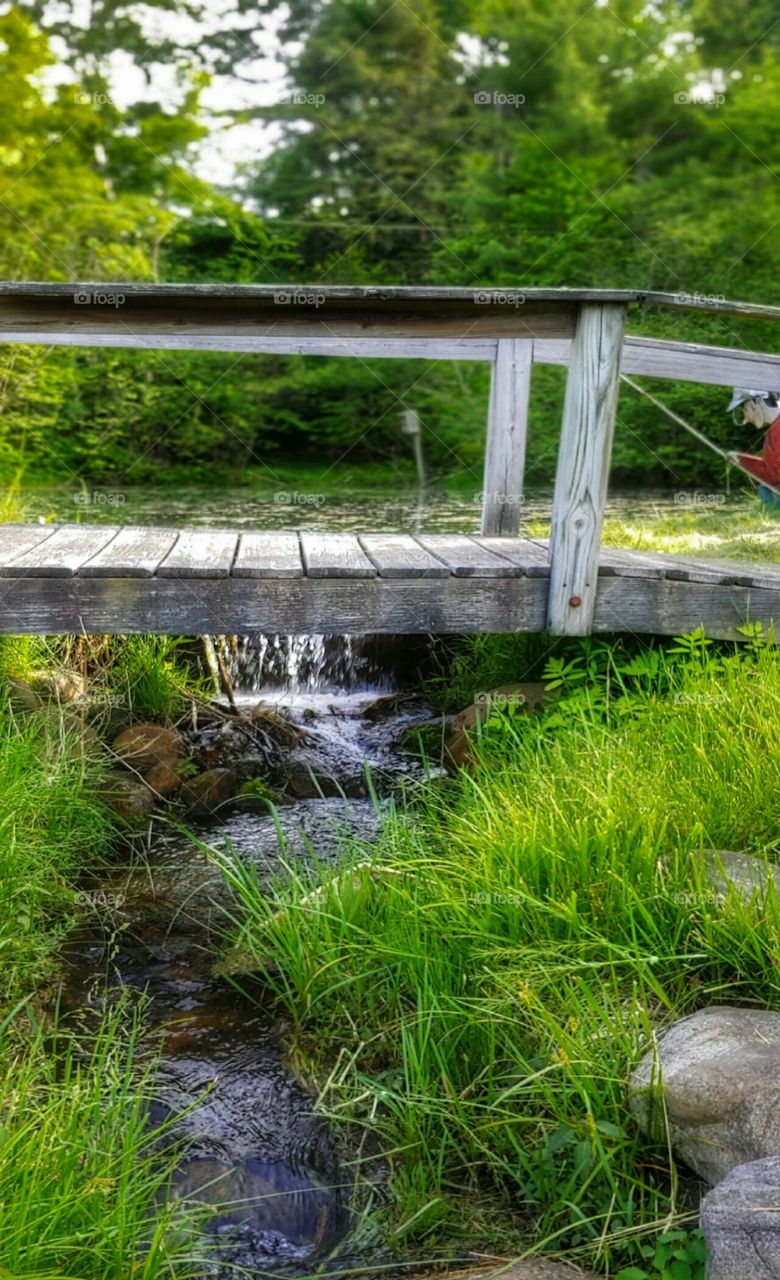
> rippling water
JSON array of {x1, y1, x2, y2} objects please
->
[
  {"x1": 61, "y1": 631, "x2": 435, "y2": 1275},
  {"x1": 17, "y1": 482, "x2": 732, "y2": 532}
]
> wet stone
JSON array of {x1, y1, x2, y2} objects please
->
[
  {"x1": 283, "y1": 751, "x2": 365, "y2": 799},
  {"x1": 100, "y1": 770, "x2": 155, "y2": 817},
  {"x1": 445, "y1": 681, "x2": 552, "y2": 768},
  {"x1": 361, "y1": 690, "x2": 424, "y2": 723},
  {"x1": 145, "y1": 761, "x2": 182, "y2": 797},
  {"x1": 630, "y1": 1005, "x2": 780, "y2": 1184},
  {"x1": 113, "y1": 722, "x2": 183, "y2": 773},
  {"x1": 172, "y1": 1156, "x2": 345, "y2": 1260},
  {"x1": 694, "y1": 848, "x2": 780, "y2": 905},
  {"x1": 31, "y1": 669, "x2": 87, "y2": 702},
  {"x1": 702, "y1": 1156, "x2": 780, "y2": 1280},
  {"x1": 4, "y1": 677, "x2": 41, "y2": 715},
  {"x1": 180, "y1": 768, "x2": 239, "y2": 816}
]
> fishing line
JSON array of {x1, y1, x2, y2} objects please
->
[{"x1": 620, "y1": 373, "x2": 780, "y2": 498}]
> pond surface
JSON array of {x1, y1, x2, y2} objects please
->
[{"x1": 18, "y1": 481, "x2": 753, "y2": 534}]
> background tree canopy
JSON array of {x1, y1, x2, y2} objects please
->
[{"x1": 1, "y1": 0, "x2": 778, "y2": 489}]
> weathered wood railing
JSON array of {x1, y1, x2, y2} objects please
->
[{"x1": 1, "y1": 283, "x2": 779, "y2": 637}]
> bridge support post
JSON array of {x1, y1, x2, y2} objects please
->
[
  {"x1": 481, "y1": 338, "x2": 533, "y2": 536},
  {"x1": 547, "y1": 302, "x2": 626, "y2": 635}
]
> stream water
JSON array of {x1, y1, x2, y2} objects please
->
[{"x1": 61, "y1": 633, "x2": 435, "y2": 1276}]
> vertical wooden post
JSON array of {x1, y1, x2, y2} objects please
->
[
  {"x1": 480, "y1": 338, "x2": 533, "y2": 537},
  {"x1": 547, "y1": 303, "x2": 626, "y2": 635},
  {"x1": 400, "y1": 408, "x2": 426, "y2": 488}
]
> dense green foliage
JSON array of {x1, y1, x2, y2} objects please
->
[
  {"x1": 1, "y1": 0, "x2": 778, "y2": 488},
  {"x1": 220, "y1": 631, "x2": 780, "y2": 1274}
]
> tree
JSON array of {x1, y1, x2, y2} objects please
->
[{"x1": 249, "y1": 0, "x2": 471, "y2": 281}]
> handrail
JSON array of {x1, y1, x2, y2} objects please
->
[
  {"x1": 1, "y1": 329, "x2": 778, "y2": 391},
  {"x1": 1, "y1": 281, "x2": 779, "y2": 322}
]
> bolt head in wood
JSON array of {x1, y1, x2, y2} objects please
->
[{"x1": 569, "y1": 595, "x2": 582, "y2": 607}]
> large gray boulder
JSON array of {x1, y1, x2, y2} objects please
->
[
  {"x1": 694, "y1": 848, "x2": 780, "y2": 905},
  {"x1": 702, "y1": 1156, "x2": 780, "y2": 1279},
  {"x1": 630, "y1": 1006, "x2": 780, "y2": 1185}
]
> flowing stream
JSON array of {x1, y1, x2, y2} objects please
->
[{"x1": 61, "y1": 633, "x2": 435, "y2": 1275}]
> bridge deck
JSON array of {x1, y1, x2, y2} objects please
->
[{"x1": 0, "y1": 524, "x2": 777, "y2": 640}]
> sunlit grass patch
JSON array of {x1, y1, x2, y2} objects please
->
[
  {"x1": 218, "y1": 636, "x2": 780, "y2": 1273},
  {"x1": 529, "y1": 497, "x2": 780, "y2": 564}
]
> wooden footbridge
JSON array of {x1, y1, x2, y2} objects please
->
[{"x1": 2, "y1": 282, "x2": 780, "y2": 640}]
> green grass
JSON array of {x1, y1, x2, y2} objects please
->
[
  {"x1": 0, "y1": 1000, "x2": 210, "y2": 1279},
  {"x1": 602, "y1": 498, "x2": 780, "y2": 563},
  {"x1": 528, "y1": 490, "x2": 780, "y2": 565},
  {"x1": 0, "y1": 692, "x2": 117, "y2": 1008},
  {"x1": 217, "y1": 633, "x2": 780, "y2": 1275},
  {"x1": 105, "y1": 635, "x2": 207, "y2": 721},
  {"x1": 0, "y1": 681, "x2": 214, "y2": 1279}
]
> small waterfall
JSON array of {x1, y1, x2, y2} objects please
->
[{"x1": 214, "y1": 634, "x2": 394, "y2": 697}]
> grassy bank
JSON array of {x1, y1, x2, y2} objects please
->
[
  {"x1": 0, "y1": 631, "x2": 200, "y2": 1010},
  {"x1": 599, "y1": 497, "x2": 780, "y2": 564},
  {"x1": 0, "y1": 672, "x2": 114, "y2": 1008},
  {"x1": 0, "y1": 639, "x2": 210, "y2": 1277},
  {"x1": 0, "y1": 1003, "x2": 211, "y2": 1279},
  {"x1": 525, "y1": 491, "x2": 780, "y2": 565},
  {"x1": 220, "y1": 630, "x2": 780, "y2": 1277}
]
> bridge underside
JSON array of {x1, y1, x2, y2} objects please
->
[{"x1": 0, "y1": 525, "x2": 777, "y2": 640}]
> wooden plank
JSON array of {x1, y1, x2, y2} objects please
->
[
  {"x1": 232, "y1": 532, "x2": 303, "y2": 578},
  {"x1": 592, "y1": 575, "x2": 780, "y2": 640},
  {"x1": 358, "y1": 534, "x2": 450, "y2": 578},
  {"x1": 547, "y1": 302, "x2": 627, "y2": 635},
  {"x1": 622, "y1": 549, "x2": 780, "y2": 590},
  {"x1": 157, "y1": 529, "x2": 238, "y2": 578},
  {"x1": 80, "y1": 526, "x2": 178, "y2": 577},
  {"x1": 639, "y1": 291, "x2": 780, "y2": 322},
  {"x1": 0, "y1": 294, "x2": 578, "y2": 343},
  {"x1": 300, "y1": 533, "x2": 377, "y2": 578},
  {"x1": 3, "y1": 525, "x2": 119, "y2": 577},
  {"x1": 481, "y1": 338, "x2": 532, "y2": 537},
  {"x1": 0, "y1": 332, "x2": 498, "y2": 362},
  {"x1": 474, "y1": 536, "x2": 551, "y2": 577},
  {"x1": 538, "y1": 538, "x2": 668, "y2": 581},
  {"x1": 0, "y1": 576, "x2": 548, "y2": 636},
  {"x1": 8, "y1": 325, "x2": 779, "y2": 385},
  {"x1": 0, "y1": 283, "x2": 641, "y2": 299},
  {"x1": 417, "y1": 534, "x2": 522, "y2": 577},
  {"x1": 0, "y1": 571, "x2": 778, "y2": 641},
  {"x1": 594, "y1": 545, "x2": 743, "y2": 586},
  {"x1": 597, "y1": 546, "x2": 665, "y2": 579},
  {"x1": 535, "y1": 335, "x2": 780, "y2": 390},
  {"x1": 667, "y1": 555, "x2": 780, "y2": 589},
  {"x1": 1, "y1": 282, "x2": 779, "y2": 322},
  {"x1": 0, "y1": 524, "x2": 58, "y2": 566},
  {"x1": 615, "y1": 549, "x2": 727, "y2": 584}
]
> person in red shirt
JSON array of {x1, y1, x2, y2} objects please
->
[{"x1": 727, "y1": 388, "x2": 780, "y2": 487}]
